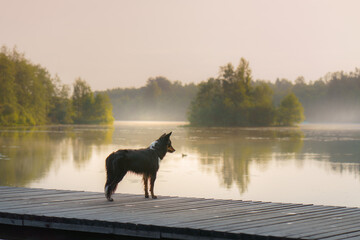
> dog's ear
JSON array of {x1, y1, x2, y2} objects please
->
[
  {"x1": 159, "y1": 133, "x2": 166, "y2": 139},
  {"x1": 165, "y1": 132, "x2": 172, "y2": 139}
]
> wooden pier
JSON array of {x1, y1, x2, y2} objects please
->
[{"x1": 1, "y1": 187, "x2": 360, "y2": 239}]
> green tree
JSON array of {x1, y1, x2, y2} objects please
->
[
  {"x1": 72, "y1": 78, "x2": 93, "y2": 123},
  {"x1": 0, "y1": 46, "x2": 57, "y2": 125},
  {"x1": 72, "y1": 78, "x2": 114, "y2": 124},
  {"x1": 93, "y1": 93, "x2": 114, "y2": 124},
  {"x1": 188, "y1": 78, "x2": 225, "y2": 126},
  {"x1": 144, "y1": 79, "x2": 162, "y2": 105},
  {"x1": 276, "y1": 93, "x2": 304, "y2": 126},
  {"x1": 189, "y1": 58, "x2": 275, "y2": 126},
  {"x1": 0, "y1": 50, "x2": 18, "y2": 125},
  {"x1": 250, "y1": 82, "x2": 275, "y2": 126},
  {"x1": 218, "y1": 58, "x2": 254, "y2": 126},
  {"x1": 147, "y1": 76, "x2": 172, "y2": 91},
  {"x1": 0, "y1": 46, "x2": 114, "y2": 126},
  {"x1": 48, "y1": 81, "x2": 74, "y2": 124}
]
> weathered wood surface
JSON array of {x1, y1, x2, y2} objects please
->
[{"x1": 0, "y1": 186, "x2": 360, "y2": 239}]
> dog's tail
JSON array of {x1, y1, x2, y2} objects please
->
[
  {"x1": 105, "y1": 151, "x2": 128, "y2": 201},
  {"x1": 105, "y1": 152, "x2": 117, "y2": 201}
]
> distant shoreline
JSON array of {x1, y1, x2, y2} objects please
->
[{"x1": 1, "y1": 121, "x2": 360, "y2": 129}]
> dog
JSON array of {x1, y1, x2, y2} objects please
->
[{"x1": 104, "y1": 132, "x2": 175, "y2": 201}]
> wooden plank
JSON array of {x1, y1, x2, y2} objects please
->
[
  {"x1": 106, "y1": 201, "x2": 273, "y2": 224},
  {"x1": 165, "y1": 205, "x2": 358, "y2": 238},
  {"x1": 0, "y1": 195, "x2": 104, "y2": 213},
  {"x1": 0, "y1": 189, "x2": 64, "y2": 197},
  {"x1": 104, "y1": 201, "x2": 275, "y2": 224},
  {"x1": 322, "y1": 230, "x2": 360, "y2": 240},
  {"x1": 1, "y1": 186, "x2": 360, "y2": 240},
  {"x1": 228, "y1": 209, "x2": 359, "y2": 235},
  {"x1": 99, "y1": 202, "x2": 312, "y2": 231},
  {"x1": 72, "y1": 197, "x2": 213, "y2": 219},
  {"x1": 165, "y1": 204, "x2": 323, "y2": 229},
  {"x1": 288, "y1": 215, "x2": 360, "y2": 239},
  {"x1": 342, "y1": 237, "x2": 360, "y2": 240},
  {"x1": 309, "y1": 227, "x2": 360, "y2": 240},
  {"x1": 57, "y1": 197, "x2": 230, "y2": 219},
  {"x1": 39, "y1": 194, "x2": 176, "y2": 213},
  {"x1": 238, "y1": 209, "x2": 360, "y2": 238},
  {"x1": 0, "y1": 189, "x2": 76, "y2": 201},
  {"x1": 246, "y1": 208, "x2": 360, "y2": 236},
  {"x1": 238, "y1": 207, "x2": 358, "y2": 229},
  {"x1": 0, "y1": 191, "x2": 100, "y2": 202},
  {"x1": 129, "y1": 200, "x2": 291, "y2": 218}
]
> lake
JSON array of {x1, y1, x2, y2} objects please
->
[{"x1": 1, "y1": 121, "x2": 360, "y2": 207}]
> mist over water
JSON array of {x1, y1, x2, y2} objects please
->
[
  {"x1": 306, "y1": 108, "x2": 360, "y2": 123},
  {"x1": 0, "y1": 121, "x2": 360, "y2": 207}
]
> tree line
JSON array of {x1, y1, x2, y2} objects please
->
[
  {"x1": 0, "y1": 47, "x2": 113, "y2": 126},
  {"x1": 103, "y1": 59, "x2": 305, "y2": 126},
  {"x1": 103, "y1": 76, "x2": 197, "y2": 121},
  {"x1": 104, "y1": 59, "x2": 360, "y2": 126},
  {"x1": 188, "y1": 58, "x2": 304, "y2": 126},
  {"x1": 267, "y1": 70, "x2": 360, "y2": 123},
  {"x1": 2, "y1": 46, "x2": 359, "y2": 126}
]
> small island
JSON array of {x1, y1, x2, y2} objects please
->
[{"x1": 188, "y1": 58, "x2": 304, "y2": 127}]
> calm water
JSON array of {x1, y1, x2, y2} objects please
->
[{"x1": 1, "y1": 121, "x2": 360, "y2": 207}]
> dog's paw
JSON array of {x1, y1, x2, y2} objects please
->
[
  {"x1": 145, "y1": 195, "x2": 149, "y2": 198},
  {"x1": 107, "y1": 197, "x2": 114, "y2": 202},
  {"x1": 151, "y1": 195, "x2": 158, "y2": 199}
]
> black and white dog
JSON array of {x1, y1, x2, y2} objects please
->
[{"x1": 104, "y1": 132, "x2": 175, "y2": 201}]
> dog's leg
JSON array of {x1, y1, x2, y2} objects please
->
[
  {"x1": 105, "y1": 178, "x2": 112, "y2": 200},
  {"x1": 106, "y1": 170, "x2": 127, "y2": 202},
  {"x1": 143, "y1": 174, "x2": 149, "y2": 198},
  {"x1": 149, "y1": 173, "x2": 157, "y2": 199},
  {"x1": 105, "y1": 154, "x2": 116, "y2": 201},
  {"x1": 105, "y1": 174, "x2": 116, "y2": 200}
]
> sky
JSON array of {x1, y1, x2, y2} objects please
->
[{"x1": 1, "y1": 0, "x2": 360, "y2": 90}]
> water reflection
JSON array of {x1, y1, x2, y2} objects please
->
[
  {"x1": 0, "y1": 126, "x2": 113, "y2": 186},
  {"x1": 185, "y1": 128, "x2": 304, "y2": 193},
  {"x1": 301, "y1": 128, "x2": 360, "y2": 177},
  {"x1": 1, "y1": 122, "x2": 360, "y2": 207}
]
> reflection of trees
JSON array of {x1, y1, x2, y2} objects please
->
[
  {"x1": 0, "y1": 128, "x2": 63, "y2": 186},
  {"x1": 187, "y1": 126, "x2": 360, "y2": 195},
  {"x1": 71, "y1": 126, "x2": 114, "y2": 168},
  {"x1": 187, "y1": 128, "x2": 304, "y2": 193},
  {"x1": 0, "y1": 126, "x2": 113, "y2": 186},
  {"x1": 301, "y1": 130, "x2": 360, "y2": 176}
]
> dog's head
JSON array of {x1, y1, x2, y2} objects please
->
[
  {"x1": 150, "y1": 132, "x2": 175, "y2": 153},
  {"x1": 163, "y1": 132, "x2": 175, "y2": 153}
]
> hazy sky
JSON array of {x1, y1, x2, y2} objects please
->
[{"x1": 1, "y1": 0, "x2": 360, "y2": 90}]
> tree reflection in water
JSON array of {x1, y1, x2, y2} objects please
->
[
  {"x1": 1, "y1": 122, "x2": 360, "y2": 207},
  {"x1": 0, "y1": 125, "x2": 114, "y2": 186},
  {"x1": 185, "y1": 127, "x2": 304, "y2": 193}
]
